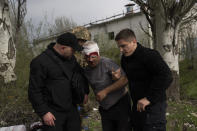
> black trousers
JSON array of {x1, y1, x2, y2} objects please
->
[
  {"x1": 42, "y1": 105, "x2": 81, "y2": 131},
  {"x1": 132, "y1": 101, "x2": 167, "y2": 131},
  {"x1": 99, "y1": 93, "x2": 132, "y2": 131}
]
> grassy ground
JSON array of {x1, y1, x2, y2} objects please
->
[
  {"x1": 166, "y1": 101, "x2": 197, "y2": 131},
  {"x1": 0, "y1": 87, "x2": 39, "y2": 128},
  {"x1": 80, "y1": 99, "x2": 197, "y2": 131}
]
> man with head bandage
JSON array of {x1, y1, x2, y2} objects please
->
[{"x1": 82, "y1": 41, "x2": 132, "y2": 131}]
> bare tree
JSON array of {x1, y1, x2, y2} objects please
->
[
  {"x1": 0, "y1": 0, "x2": 26, "y2": 85},
  {"x1": 50, "y1": 16, "x2": 77, "y2": 35},
  {"x1": 131, "y1": 0, "x2": 196, "y2": 101},
  {"x1": 9, "y1": 0, "x2": 26, "y2": 43},
  {"x1": 24, "y1": 14, "x2": 77, "y2": 45},
  {"x1": 0, "y1": 0, "x2": 16, "y2": 84},
  {"x1": 24, "y1": 18, "x2": 44, "y2": 43}
]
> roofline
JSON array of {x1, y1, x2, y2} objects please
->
[
  {"x1": 34, "y1": 11, "x2": 143, "y2": 44},
  {"x1": 33, "y1": 28, "x2": 72, "y2": 45},
  {"x1": 86, "y1": 12, "x2": 143, "y2": 29}
]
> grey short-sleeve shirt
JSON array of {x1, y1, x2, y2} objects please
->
[{"x1": 84, "y1": 57, "x2": 126, "y2": 109}]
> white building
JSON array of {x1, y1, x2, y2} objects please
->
[
  {"x1": 32, "y1": 10, "x2": 151, "y2": 55},
  {"x1": 87, "y1": 12, "x2": 151, "y2": 47},
  {"x1": 32, "y1": 5, "x2": 197, "y2": 60}
]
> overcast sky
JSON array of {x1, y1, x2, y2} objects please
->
[{"x1": 26, "y1": 0, "x2": 131, "y2": 26}]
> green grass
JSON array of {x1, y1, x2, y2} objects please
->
[
  {"x1": 166, "y1": 101, "x2": 197, "y2": 131},
  {"x1": 0, "y1": 85, "x2": 39, "y2": 128},
  {"x1": 179, "y1": 59, "x2": 197, "y2": 100},
  {"x1": 82, "y1": 114, "x2": 101, "y2": 131},
  {"x1": 82, "y1": 100, "x2": 197, "y2": 131},
  {"x1": 166, "y1": 59, "x2": 197, "y2": 130}
]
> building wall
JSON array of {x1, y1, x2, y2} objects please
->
[
  {"x1": 88, "y1": 13, "x2": 151, "y2": 47},
  {"x1": 33, "y1": 12, "x2": 151, "y2": 56}
]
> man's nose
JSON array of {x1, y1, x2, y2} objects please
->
[{"x1": 89, "y1": 57, "x2": 93, "y2": 61}]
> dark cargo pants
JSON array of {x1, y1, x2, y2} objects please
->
[
  {"x1": 42, "y1": 105, "x2": 81, "y2": 131},
  {"x1": 99, "y1": 93, "x2": 132, "y2": 131},
  {"x1": 132, "y1": 101, "x2": 167, "y2": 131}
]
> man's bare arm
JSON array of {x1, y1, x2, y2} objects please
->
[{"x1": 96, "y1": 75, "x2": 128, "y2": 101}]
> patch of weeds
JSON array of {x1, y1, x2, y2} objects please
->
[{"x1": 166, "y1": 101, "x2": 197, "y2": 131}]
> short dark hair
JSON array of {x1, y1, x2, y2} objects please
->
[{"x1": 115, "y1": 28, "x2": 136, "y2": 42}]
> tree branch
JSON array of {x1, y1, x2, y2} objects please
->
[
  {"x1": 139, "y1": 22, "x2": 152, "y2": 38},
  {"x1": 131, "y1": 0, "x2": 154, "y2": 33},
  {"x1": 179, "y1": 0, "x2": 196, "y2": 18}
]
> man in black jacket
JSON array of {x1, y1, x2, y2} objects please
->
[
  {"x1": 115, "y1": 28, "x2": 173, "y2": 131},
  {"x1": 28, "y1": 32, "x2": 89, "y2": 131}
]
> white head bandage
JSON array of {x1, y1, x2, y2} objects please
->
[{"x1": 82, "y1": 41, "x2": 99, "y2": 55}]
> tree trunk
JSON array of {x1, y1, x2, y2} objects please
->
[
  {"x1": 154, "y1": 2, "x2": 180, "y2": 101},
  {"x1": 0, "y1": 0, "x2": 16, "y2": 84}
]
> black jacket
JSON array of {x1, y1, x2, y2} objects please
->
[
  {"x1": 121, "y1": 43, "x2": 173, "y2": 107},
  {"x1": 28, "y1": 43, "x2": 89, "y2": 117}
]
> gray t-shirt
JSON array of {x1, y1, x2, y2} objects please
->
[{"x1": 84, "y1": 57, "x2": 126, "y2": 109}]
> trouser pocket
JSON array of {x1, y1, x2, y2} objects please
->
[{"x1": 145, "y1": 102, "x2": 167, "y2": 125}]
